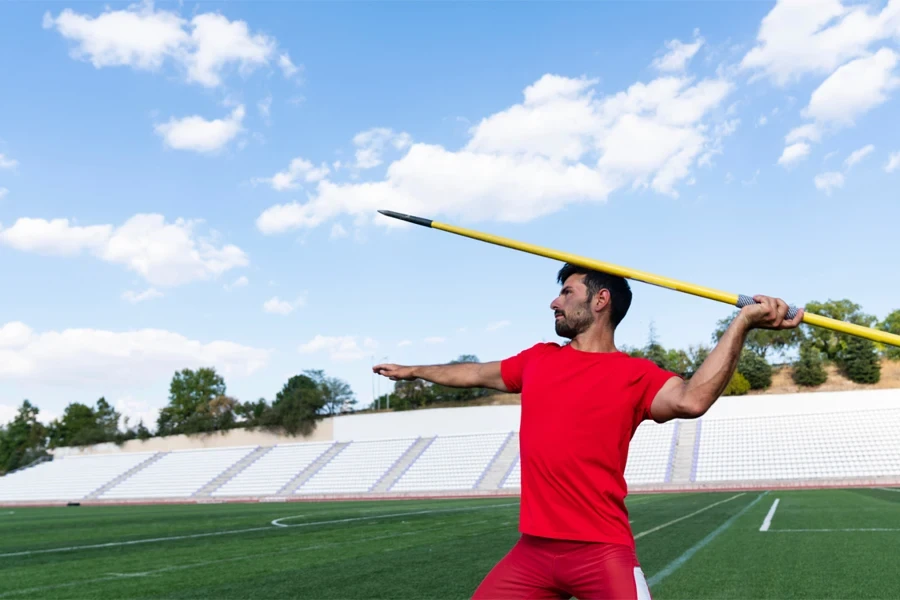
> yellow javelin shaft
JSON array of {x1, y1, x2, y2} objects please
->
[{"x1": 377, "y1": 209, "x2": 900, "y2": 349}]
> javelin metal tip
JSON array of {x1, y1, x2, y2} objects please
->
[{"x1": 377, "y1": 209, "x2": 434, "y2": 228}]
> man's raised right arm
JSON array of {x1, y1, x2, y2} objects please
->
[{"x1": 372, "y1": 361, "x2": 509, "y2": 392}]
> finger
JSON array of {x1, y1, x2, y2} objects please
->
[
  {"x1": 774, "y1": 299, "x2": 789, "y2": 327},
  {"x1": 783, "y1": 307, "x2": 805, "y2": 328}
]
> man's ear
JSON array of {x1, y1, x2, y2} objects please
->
[{"x1": 593, "y1": 288, "x2": 611, "y2": 313}]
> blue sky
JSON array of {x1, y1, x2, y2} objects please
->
[{"x1": 1, "y1": 0, "x2": 899, "y2": 428}]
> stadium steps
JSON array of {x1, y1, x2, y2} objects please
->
[
  {"x1": 277, "y1": 442, "x2": 350, "y2": 495},
  {"x1": 669, "y1": 420, "x2": 699, "y2": 484},
  {"x1": 475, "y1": 431, "x2": 519, "y2": 490},
  {"x1": 193, "y1": 446, "x2": 274, "y2": 497},
  {"x1": 370, "y1": 436, "x2": 436, "y2": 493},
  {"x1": 84, "y1": 451, "x2": 167, "y2": 499}
]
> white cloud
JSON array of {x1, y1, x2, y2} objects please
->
[
  {"x1": 353, "y1": 128, "x2": 412, "y2": 169},
  {"x1": 183, "y1": 12, "x2": 275, "y2": 87},
  {"x1": 0, "y1": 217, "x2": 112, "y2": 255},
  {"x1": 803, "y1": 48, "x2": 899, "y2": 125},
  {"x1": 258, "y1": 156, "x2": 330, "y2": 191},
  {"x1": 777, "y1": 49, "x2": 899, "y2": 161},
  {"x1": 397, "y1": 340, "x2": 412, "y2": 347},
  {"x1": 778, "y1": 142, "x2": 810, "y2": 166},
  {"x1": 814, "y1": 171, "x2": 845, "y2": 194},
  {"x1": 224, "y1": 275, "x2": 248, "y2": 290},
  {"x1": 886, "y1": 151, "x2": 900, "y2": 172},
  {"x1": 298, "y1": 335, "x2": 377, "y2": 361},
  {"x1": 43, "y1": 2, "x2": 295, "y2": 88},
  {"x1": 0, "y1": 321, "x2": 269, "y2": 385},
  {"x1": 0, "y1": 404, "x2": 17, "y2": 426},
  {"x1": 257, "y1": 71, "x2": 734, "y2": 235},
  {"x1": 652, "y1": 31, "x2": 704, "y2": 72},
  {"x1": 0, "y1": 188, "x2": 8, "y2": 201},
  {"x1": 263, "y1": 295, "x2": 305, "y2": 315},
  {"x1": 785, "y1": 123, "x2": 821, "y2": 144},
  {"x1": 486, "y1": 320, "x2": 511, "y2": 332},
  {"x1": 740, "y1": 0, "x2": 900, "y2": 85},
  {"x1": 115, "y1": 396, "x2": 160, "y2": 431},
  {"x1": 330, "y1": 223, "x2": 348, "y2": 239},
  {"x1": 0, "y1": 154, "x2": 17, "y2": 169},
  {"x1": 279, "y1": 53, "x2": 299, "y2": 78},
  {"x1": 423, "y1": 337, "x2": 445, "y2": 344},
  {"x1": 122, "y1": 288, "x2": 163, "y2": 303},
  {"x1": 844, "y1": 144, "x2": 875, "y2": 169},
  {"x1": 0, "y1": 213, "x2": 248, "y2": 287},
  {"x1": 154, "y1": 105, "x2": 245, "y2": 153},
  {"x1": 757, "y1": 115, "x2": 768, "y2": 126},
  {"x1": 258, "y1": 95, "x2": 272, "y2": 119}
]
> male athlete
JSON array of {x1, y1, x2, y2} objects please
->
[{"x1": 373, "y1": 263, "x2": 803, "y2": 599}]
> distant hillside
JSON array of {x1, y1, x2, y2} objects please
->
[{"x1": 463, "y1": 358, "x2": 900, "y2": 406}]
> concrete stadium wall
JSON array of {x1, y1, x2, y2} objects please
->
[
  {"x1": 333, "y1": 405, "x2": 519, "y2": 441},
  {"x1": 51, "y1": 419, "x2": 334, "y2": 457},
  {"x1": 50, "y1": 388, "x2": 900, "y2": 456}
]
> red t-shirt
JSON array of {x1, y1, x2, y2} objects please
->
[{"x1": 501, "y1": 342, "x2": 679, "y2": 547}]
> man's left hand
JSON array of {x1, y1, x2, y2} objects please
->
[{"x1": 739, "y1": 295, "x2": 805, "y2": 330}]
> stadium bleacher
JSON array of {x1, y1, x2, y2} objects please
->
[
  {"x1": 0, "y1": 451, "x2": 158, "y2": 502},
  {"x1": 694, "y1": 408, "x2": 900, "y2": 482},
  {"x1": 99, "y1": 446, "x2": 258, "y2": 499},
  {"x1": 212, "y1": 441, "x2": 336, "y2": 497},
  {"x1": 3, "y1": 403, "x2": 899, "y2": 504}
]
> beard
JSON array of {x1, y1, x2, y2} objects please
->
[{"x1": 554, "y1": 303, "x2": 592, "y2": 339}]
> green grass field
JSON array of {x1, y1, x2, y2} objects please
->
[{"x1": 1, "y1": 488, "x2": 899, "y2": 598}]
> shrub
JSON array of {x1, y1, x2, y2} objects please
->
[
  {"x1": 840, "y1": 335, "x2": 881, "y2": 384},
  {"x1": 792, "y1": 344, "x2": 828, "y2": 387},
  {"x1": 722, "y1": 372, "x2": 751, "y2": 396},
  {"x1": 737, "y1": 350, "x2": 773, "y2": 390}
]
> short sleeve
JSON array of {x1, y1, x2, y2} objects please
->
[
  {"x1": 500, "y1": 343, "x2": 554, "y2": 393},
  {"x1": 635, "y1": 359, "x2": 682, "y2": 423}
]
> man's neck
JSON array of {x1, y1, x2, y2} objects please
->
[{"x1": 568, "y1": 326, "x2": 618, "y2": 353}]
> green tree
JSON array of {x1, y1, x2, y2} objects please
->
[
  {"x1": 840, "y1": 335, "x2": 881, "y2": 384},
  {"x1": 737, "y1": 350, "x2": 773, "y2": 390},
  {"x1": 0, "y1": 400, "x2": 48, "y2": 475},
  {"x1": 262, "y1": 374, "x2": 327, "y2": 436},
  {"x1": 235, "y1": 398, "x2": 269, "y2": 427},
  {"x1": 303, "y1": 369, "x2": 357, "y2": 415},
  {"x1": 878, "y1": 309, "x2": 900, "y2": 360},
  {"x1": 804, "y1": 299, "x2": 877, "y2": 363},
  {"x1": 792, "y1": 343, "x2": 828, "y2": 387},
  {"x1": 156, "y1": 367, "x2": 227, "y2": 435}
]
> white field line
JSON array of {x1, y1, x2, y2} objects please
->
[
  {"x1": 875, "y1": 487, "x2": 900, "y2": 493},
  {"x1": 0, "y1": 518, "x2": 508, "y2": 599},
  {"x1": 767, "y1": 528, "x2": 900, "y2": 532},
  {"x1": 759, "y1": 498, "x2": 780, "y2": 532},
  {"x1": 633, "y1": 493, "x2": 745, "y2": 540},
  {"x1": 270, "y1": 502, "x2": 517, "y2": 528},
  {"x1": 0, "y1": 511, "x2": 13, "y2": 515},
  {"x1": 647, "y1": 492, "x2": 768, "y2": 588},
  {"x1": 0, "y1": 502, "x2": 518, "y2": 559}
]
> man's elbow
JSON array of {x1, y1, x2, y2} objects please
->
[{"x1": 676, "y1": 392, "x2": 711, "y2": 418}]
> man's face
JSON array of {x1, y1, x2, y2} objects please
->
[{"x1": 550, "y1": 274, "x2": 594, "y2": 339}]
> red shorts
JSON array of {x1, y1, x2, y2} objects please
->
[{"x1": 472, "y1": 534, "x2": 651, "y2": 599}]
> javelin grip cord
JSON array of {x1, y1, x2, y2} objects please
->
[{"x1": 737, "y1": 294, "x2": 800, "y2": 321}]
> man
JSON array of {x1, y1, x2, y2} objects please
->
[{"x1": 373, "y1": 263, "x2": 803, "y2": 599}]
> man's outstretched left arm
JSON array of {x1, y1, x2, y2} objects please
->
[{"x1": 649, "y1": 295, "x2": 804, "y2": 423}]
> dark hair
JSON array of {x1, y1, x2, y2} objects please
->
[{"x1": 556, "y1": 263, "x2": 632, "y2": 328}]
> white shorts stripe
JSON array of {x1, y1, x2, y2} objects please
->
[{"x1": 634, "y1": 566, "x2": 652, "y2": 600}]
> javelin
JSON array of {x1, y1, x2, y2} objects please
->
[{"x1": 377, "y1": 209, "x2": 900, "y2": 349}]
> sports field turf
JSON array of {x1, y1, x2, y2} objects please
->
[{"x1": 1, "y1": 488, "x2": 899, "y2": 598}]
